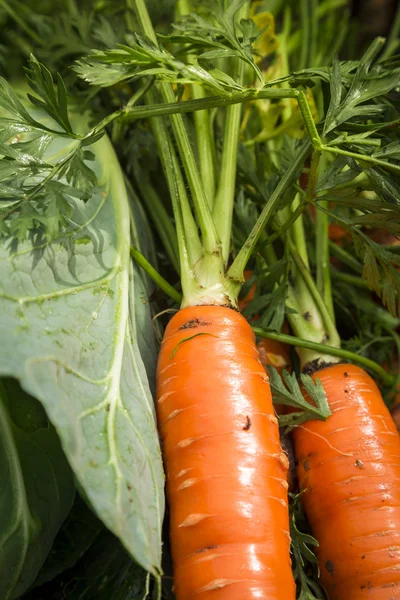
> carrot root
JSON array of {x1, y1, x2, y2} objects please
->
[
  {"x1": 157, "y1": 306, "x2": 295, "y2": 600},
  {"x1": 293, "y1": 363, "x2": 400, "y2": 599}
]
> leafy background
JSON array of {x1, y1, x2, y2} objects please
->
[{"x1": 0, "y1": 0, "x2": 399, "y2": 599}]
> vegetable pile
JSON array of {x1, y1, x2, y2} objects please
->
[{"x1": 0, "y1": 0, "x2": 400, "y2": 598}]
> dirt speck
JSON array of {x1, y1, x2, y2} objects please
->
[
  {"x1": 325, "y1": 560, "x2": 335, "y2": 577},
  {"x1": 243, "y1": 416, "x2": 251, "y2": 431},
  {"x1": 195, "y1": 545, "x2": 218, "y2": 554}
]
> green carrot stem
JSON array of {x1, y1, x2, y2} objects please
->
[
  {"x1": 313, "y1": 152, "x2": 335, "y2": 322},
  {"x1": 268, "y1": 194, "x2": 308, "y2": 246},
  {"x1": 330, "y1": 270, "x2": 369, "y2": 288},
  {"x1": 316, "y1": 202, "x2": 335, "y2": 319},
  {"x1": 288, "y1": 238, "x2": 341, "y2": 348},
  {"x1": 134, "y1": 171, "x2": 180, "y2": 273},
  {"x1": 192, "y1": 86, "x2": 217, "y2": 207},
  {"x1": 133, "y1": 0, "x2": 220, "y2": 259},
  {"x1": 146, "y1": 89, "x2": 202, "y2": 269},
  {"x1": 299, "y1": 0, "x2": 317, "y2": 70},
  {"x1": 176, "y1": 0, "x2": 216, "y2": 208},
  {"x1": 290, "y1": 194, "x2": 310, "y2": 269},
  {"x1": 259, "y1": 232, "x2": 327, "y2": 367},
  {"x1": 328, "y1": 240, "x2": 362, "y2": 273},
  {"x1": 87, "y1": 97, "x2": 399, "y2": 177},
  {"x1": 211, "y1": 0, "x2": 249, "y2": 258},
  {"x1": 253, "y1": 329, "x2": 394, "y2": 386},
  {"x1": 321, "y1": 144, "x2": 400, "y2": 177},
  {"x1": 213, "y1": 55, "x2": 246, "y2": 264},
  {"x1": 89, "y1": 88, "x2": 318, "y2": 136},
  {"x1": 227, "y1": 139, "x2": 311, "y2": 287},
  {"x1": 130, "y1": 246, "x2": 182, "y2": 304}
]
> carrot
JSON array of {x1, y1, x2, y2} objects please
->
[
  {"x1": 156, "y1": 305, "x2": 295, "y2": 600},
  {"x1": 293, "y1": 362, "x2": 400, "y2": 600}
]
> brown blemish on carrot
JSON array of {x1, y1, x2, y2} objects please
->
[
  {"x1": 325, "y1": 560, "x2": 335, "y2": 577},
  {"x1": 243, "y1": 416, "x2": 251, "y2": 430},
  {"x1": 179, "y1": 318, "x2": 210, "y2": 330}
]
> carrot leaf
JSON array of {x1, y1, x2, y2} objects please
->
[
  {"x1": 323, "y1": 39, "x2": 400, "y2": 134},
  {"x1": 74, "y1": 36, "x2": 242, "y2": 94},
  {"x1": 160, "y1": 0, "x2": 264, "y2": 82},
  {"x1": 290, "y1": 492, "x2": 325, "y2": 600},
  {"x1": 352, "y1": 234, "x2": 400, "y2": 317},
  {"x1": 268, "y1": 367, "x2": 331, "y2": 430},
  {"x1": 0, "y1": 61, "x2": 102, "y2": 241}
]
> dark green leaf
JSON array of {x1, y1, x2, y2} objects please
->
[
  {"x1": 315, "y1": 156, "x2": 360, "y2": 191},
  {"x1": 0, "y1": 78, "x2": 38, "y2": 125},
  {"x1": 0, "y1": 378, "x2": 75, "y2": 600},
  {"x1": 25, "y1": 55, "x2": 73, "y2": 134},
  {"x1": 353, "y1": 233, "x2": 400, "y2": 316},
  {"x1": 32, "y1": 494, "x2": 102, "y2": 588},
  {"x1": 324, "y1": 39, "x2": 400, "y2": 134},
  {"x1": 290, "y1": 492, "x2": 325, "y2": 600},
  {"x1": 25, "y1": 530, "x2": 149, "y2": 600},
  {"x1": 267, "y1": 367, "x2": 331, "y2": 430},
  {"x1": 61, "y1": 146, "x2": 97, "y2": 200}
]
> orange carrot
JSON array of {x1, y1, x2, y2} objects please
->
[
  {"x1": 293, "y1": 363, "x2": 400, "y2": 599},
  {"x1": 156, "y1": 306, "x2": 295, "y2": 600}
]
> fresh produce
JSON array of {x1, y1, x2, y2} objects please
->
[
  {"x1": 0, "y1": 0, "x2": 400, "y2": 599},
  {"x1": 295, "y1": 364, "x2": 400, "y2": 599},
  {"x1": 157, "y1": 306, "x2": 294, "y2": 599}
]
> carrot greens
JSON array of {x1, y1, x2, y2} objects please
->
[{"x1": 0, "y1": 0, "x2": 400, "y2": 598}]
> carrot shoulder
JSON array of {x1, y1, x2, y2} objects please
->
[
  {"x1": 293, "y1": 363, "x2": 400, "y2": 600},
  {"x1": 156, "y1": 306, "x2": 295, "y2": 600}
]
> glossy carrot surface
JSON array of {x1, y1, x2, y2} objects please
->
[
  {"x1": 156, "y1": 306, "x2": 295, "y2": 600},
  {"x1": 293, "y1": 363, "x2": 400, "y2": 599}
]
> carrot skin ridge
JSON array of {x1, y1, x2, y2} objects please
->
[
  {"x1": 157, "y1": 306, "x2": 296, "y2": 600},
  {"x1": 293, "y1": 363, "x2": 400, "y2": 600}
]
